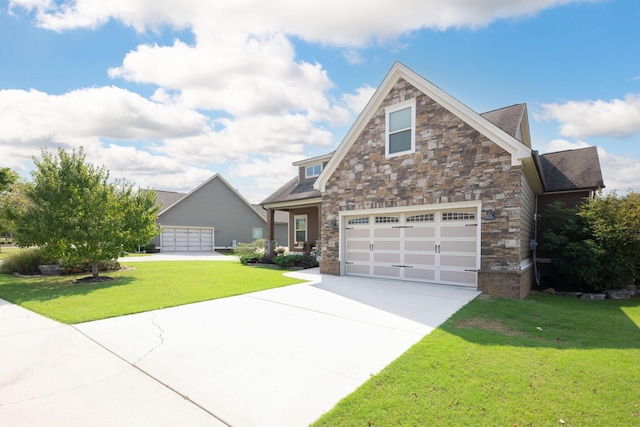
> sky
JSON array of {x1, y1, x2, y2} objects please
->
[{"x1": 1, "y1": 0, "x2": 639, "y2": 203}]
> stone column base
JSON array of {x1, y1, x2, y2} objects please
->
[
  {"x1": 320, "y1": 260, "x2": 340, "y2": 276},
  {"x1": 264, "y1": 240, "x2": 277, "y2": 256}
]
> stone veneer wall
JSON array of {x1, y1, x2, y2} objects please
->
[{"x1": 319, "y1": 78, "x2": 530, "y2": 298}]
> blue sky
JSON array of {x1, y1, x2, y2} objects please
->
[{"x1": 1, "y1": 0, "x2": 639, "y2": 202}]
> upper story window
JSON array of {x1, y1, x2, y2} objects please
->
[
  {"x1": 385, "y1": 100, "x2": 415, "y2": 158},
  {"x1": 305, "y1": 164, "x2": 323, "y2": 179}
]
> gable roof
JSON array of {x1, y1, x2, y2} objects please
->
[
  {"x1": 537, "y1": 146, "x2": 604, "y2": 192},
  {"x1": 154, "y1": 190, "x2": 187, "y2": 212},
  {"x1": 480, "y1": 103, "x2": 531, "y2": 147},
  {"x1": 158, "y1": 173, "x2": 268, "y2": 221},
  {"x1": 316, "y1": 62, "x2": 532, "y2": 192}
]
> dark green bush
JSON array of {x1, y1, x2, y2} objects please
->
[
  {"x1": 239, "y1": 253, "x2": 263, "y2": 265},
  {"x1": 272, "y1": 255, "x2": 318, "y2": 269},
  {"x1": 0, "y1": 248, "x2": 55, "y2": 275}
]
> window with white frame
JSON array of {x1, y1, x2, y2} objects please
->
[
  {"x1": 252, "y1": 227, "x2": 264, "y2": 239},
  {"x1": 385, "y1": 100, "x2": 415, "y2": 157},
  {"x1": 305, "y1": 164, "x2": 323, "y2": 178},
  {"x1": 294, "y1": 215, "x2": 307, "y2": 243}
]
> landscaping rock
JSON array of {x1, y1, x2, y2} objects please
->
[
  {"x1": 559, "y1": 292, "x2": 583, "y2": 298},
  {"x1": 582, "y1": 293, "x2": 606, "y2": 300},
  {"x1": 606, "y1": 289, "x2": 633, "y2": 300},
  {"x1": 38, "y1": 265, "x2": 62, "y2": 276}
]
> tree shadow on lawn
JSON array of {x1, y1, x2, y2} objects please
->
[
  {"x1": 0, "y1": 273, "x2": 135, "y2": 305},
  {"x1": 441, "y1": 292, "x2": 640, "y2": 350}
]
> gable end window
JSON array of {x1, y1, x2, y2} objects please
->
[
  {"x1": 305, "y1": 164, "x2": 323, "y2": 178},
  {"x1": 385, "y1": 100, "x2": 415, "y2": 158}
]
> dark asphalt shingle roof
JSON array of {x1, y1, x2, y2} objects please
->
[
  {"x1": 261, "y1": 176, "x2": 321, "y2": 205},
  {"x1": 538, "y1": 146, "x2": 605, "y2": 192},
  {"x1": 481, "y1": 103, "x2": 526, "y2": 140}
]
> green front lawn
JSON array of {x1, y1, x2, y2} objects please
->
[
  {"x1": 313, "y1": 293, "x2": 640, "y2": 427},
  {"x1": 0, "y1": 246, "x2": 20, "y2": 260},
  {"x1": 0, "y1": 261, "x2": 302, "y2": 324}
]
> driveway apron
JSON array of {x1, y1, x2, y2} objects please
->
[{"x1": 1, "y1": 268, "x2": 479, "y2": 427}]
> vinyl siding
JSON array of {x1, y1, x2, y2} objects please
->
[
  {"x1": 158, "y1": 177, "x2": 269, "y2": 248},
  {"x1": 520, "y1": 173, "x2": 536, "y2": 264}
]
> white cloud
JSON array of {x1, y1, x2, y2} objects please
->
[
  {"x1": 0, "y1": 87, "x2": 207, "y2": 144},
  {"x1": 12, "y1": 0, "x2": 601, "y2": 44},
  {"x1": 539, "y1": 94, "x2": 640, "y2": 139},
  {"x1": 342, "y1": 85, "x2": 376, "y2": 115},
  {"x1": 230, "y1": 153, "x2": 302, "y2": 204}
]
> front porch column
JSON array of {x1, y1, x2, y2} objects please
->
[{"x1": 265, "y1": 208, "x2": 276, "y2": 255}]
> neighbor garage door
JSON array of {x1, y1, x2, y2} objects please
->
[
  {"x1": 344, "y1": 208, "x2": 478, "y2": 287},
  {"x1": 161, "y1": 227, "x2": 214, "y2": 252}
]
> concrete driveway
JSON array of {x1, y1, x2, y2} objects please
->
[{"x1": 1, "y1": 268, "x2": 479, "y2": 427}]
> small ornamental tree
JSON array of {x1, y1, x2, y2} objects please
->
[
  {"x1": 542, "y1": 192, "x2": 640, "y2": 291},
  {"x1": 9, "y1": 148, "x2": 159, "y2": 278}
]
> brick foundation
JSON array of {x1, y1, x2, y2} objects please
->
[{"x1": 478, "y1": 265, "x2": 533, "y2": 299}]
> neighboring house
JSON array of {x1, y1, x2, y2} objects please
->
[
  {"x1": 262, "y1": 62, "x2": 603, "y2": 299},
  {"x1": 151, "y1": 174, "x2": 288, "y2": 251}
]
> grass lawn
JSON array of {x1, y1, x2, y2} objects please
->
[
  {"x1": 0, "y1": 261, "x2": 302, "y2": 324},
  {"x1": 0, "y1": 246, "x2": 20, "y2": 260},
  {"x1": 313, "y1": 293, "x2": 640, "y2": 427}
]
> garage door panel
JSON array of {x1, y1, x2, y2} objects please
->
[
  {"x1": 347, "y1": 252, "x2": 370, "y2": 262},
  {"x1": 441, "y1": 241, "x2": 476, "y2": 253},
  {"x1": 405, "y1": 240, "x2": 435, "y2": 251},
  {"x1": 373, "y1": 253, "x2": 400, "y2": 263},
  {"x1": 347, "y1": 240, "x2": 370, "y2": 250},
  {"x1": 404, "y1": 268, "x2": 435, "y2": 281},
  {"x1": 440, "y1": 255, "x2": 477, "y2": 268},
  {"x1": 373, "y1": 228, "x2": 401, "y2": 238},
  {"x1": 373, "y1": 266, "x2": 400, "y2": 278},
  {"x1": 405, "y1": 253, "x2": 435, "y2": 265},
  {"x1": 441, "y1": 226, "x2": 476, "y2": 238},
  {"x1": 374, "y1": 241, "x2": 400, "y2": 251},
  {"x1": 346, "y1": 228, "x2": 369, "y2": 238},
  {"x1": 346, "y1": 264, "x2": 370, "y2": 275},
  {"x1": 405, "y1": 227, "x2": 435, "y2": 238}
]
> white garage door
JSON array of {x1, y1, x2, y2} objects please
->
[
  {"x1": 344, "y1": 208, "x2": 478, "y2": 287},
  {"x1": 161, "y1": 227, "x2": 214, "y2": 252}
]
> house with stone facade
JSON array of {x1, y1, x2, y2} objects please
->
[{"x1": 261, "y1": 62, "x2": 603, "y2": 299}]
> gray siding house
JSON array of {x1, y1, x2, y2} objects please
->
[
  {"x1": 262, "y1": 62, "x2": 603, "y2": 299},
  {"x1": 152, "y1": 174, "x2": 288, "y2": 251}
]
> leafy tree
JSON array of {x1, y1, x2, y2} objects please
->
[
  {"x1": 542, "y1": 202, "x2": 605, "y2": 290},
  {"x1": 579, "y1": 191, "x2": 640, "y2": 287},
  {"x1": 542, "y1": 192, "x2": 640, "y2": 291},
  {"x1": 8, "y1": 148, "x2": 159, "y2": 278},
  {"x1": 0, "y1": 167, "x2": 19, "y2": 192},
  {"x1": 0, "y1": 168, "x2": 22, "y2": 239}
]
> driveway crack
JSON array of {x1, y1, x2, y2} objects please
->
[{"x1": 134, "y1": 312, "x2": 165, "y2": 366}]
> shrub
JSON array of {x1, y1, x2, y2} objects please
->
[
  {"x1": 233, "y1": 239, "x2": 267, "y2": 257},
  {"x1": 272, "y1": 255, "x2": 319, "y2": 269},
  {"x1": 59, "y1": 259, "x2": 121, "y2": 275},
  {"x1": 0, "y1": 248, "x2": 55, "y2": 275},
  {"x1": 542, "y1": 192, "x2": 640, "y2": 291},
  {"x1": 239, "y1": 253, "x2": 263, "y2": 265}
]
